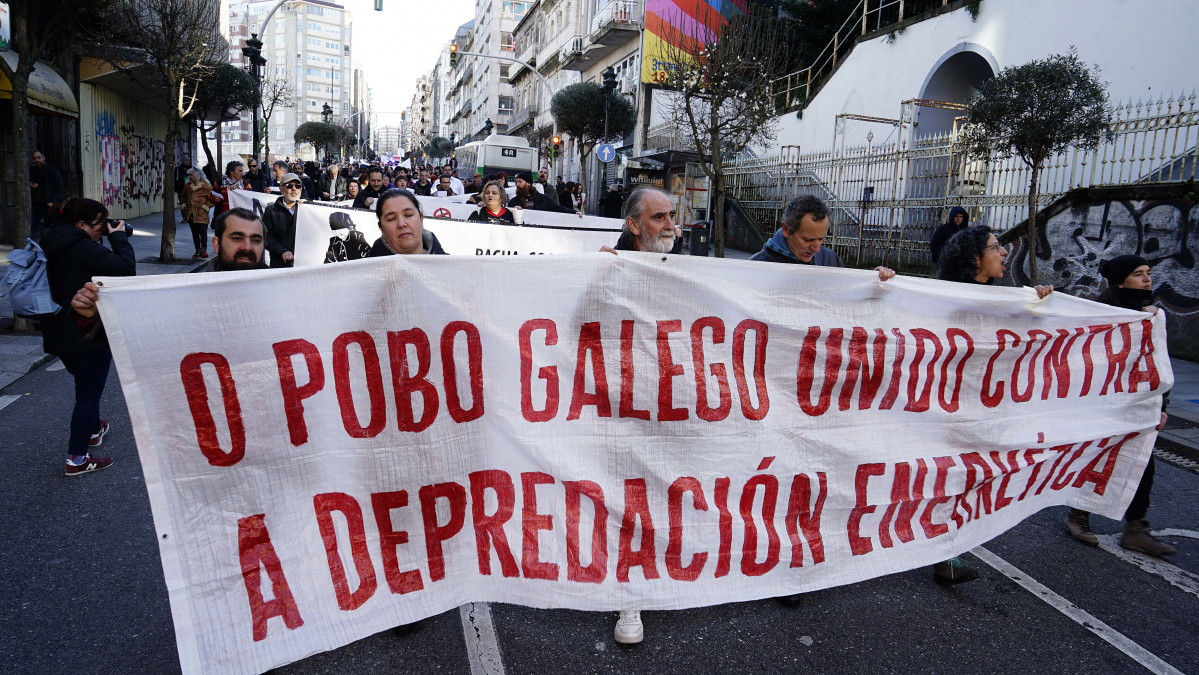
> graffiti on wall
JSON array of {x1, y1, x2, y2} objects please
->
[
  {"x1": 95, "y1": 110, "x2": 166, "y2": 209},
  {"x1": 1009, "y1": 195, "x2": 1198, "y2": 358}
]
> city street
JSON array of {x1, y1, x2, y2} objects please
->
[{"x1": 1, "y1": 266, "x2": 1197, "y2": 673}]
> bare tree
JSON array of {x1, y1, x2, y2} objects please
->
[
  {"x1": 657, "y1": 5, "x2": 793, "y2": 257},
  {"x1": 260, "y1": 69, "x2": 299, "y2": 161},
  {"x1": 0, "y1": 1, "x2": 112, "y2": 247},
  {"x1": 94, "y1": 0, "x2": 224, "y2": 261}
]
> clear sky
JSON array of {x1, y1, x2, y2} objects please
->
[{"x1": 340, "y1": 0, "x2": 477, "y2": 129}]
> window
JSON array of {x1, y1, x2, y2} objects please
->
[
  {"x1": 325, "y1": 56, "x2": 340, "y2": 65},
  {"x1": 307, "y1": 37, "x2": 320, "y2": 46},
  {"x1": 307, "y1": 22, "x2": 321, "y2": 32},
  {"x1": 498, "y1": 96, "x2": 514, "y2": 114},
  {"x1": 308, "y1": 54, "x2": 321, "y2": 63},
  {"x1": 325, "y1": 41, "x2": 340, "y2": 50},
  {"x1": 500, "y1": 64, "x2": 510, "y2": 79},
  {"x1": 308, "y1": 99, "x2": 317, "y2": 107}
]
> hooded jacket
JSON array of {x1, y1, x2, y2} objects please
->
[
  {"x1": 930, "y1": 206, "x2": 970, "y2": 264},
  {"x1": 749, "y1": 228, "x2": 844, "y2": 266},
  {"x1": 38, "y1": 223, "x2": 136, "y2": 357}
]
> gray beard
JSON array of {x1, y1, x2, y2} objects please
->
[{"x1": 639, "y1": 229, "x2": 676, "y2": 253}]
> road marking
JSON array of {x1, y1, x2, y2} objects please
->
[
  {"x1": 459, "y1": 602, "x2": 505, "y2": 675},
  {"x1": 46, "y1": 359, "x2": 64, "y2": 371},
  {"x1": 973, "y1": 546, "x2": 1184, "y2": 675},
  {"x1": 0, "y1": 395, "x2": 19, "y2": 411},
  {"x1": 1094, "y1": 532, "x2": 1199, "y2": 600}
]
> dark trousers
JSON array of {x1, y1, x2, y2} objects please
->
[
  {"x1": 61, "y1": 349, "x2": 112, "y2": 455},
  {"x1": 1124, "y1": 455, "x2": 1155, "y2": 521},
  {"x1": 189, "y1": 221, "x2": 208, "y2": 252}
]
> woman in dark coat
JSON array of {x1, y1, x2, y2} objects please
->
[
  {"x1": 1063, "y1": 255, "x2": 1175, "y2": 556},
  {"x1": 368, "y1": 189, "x2": 447, "y2": 256},
  {"x1": 39, "y1": 198, "x2": 136, "y2": 476},
  {"x1": 467, "y1": 181, "x2": 515, "y2": 224}
]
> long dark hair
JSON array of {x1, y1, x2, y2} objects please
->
[
  {"x1": 936, "y1": 225, "x2": 993, "y2": 283},
  {"x1": 56, "y1": 198, "x2": 107, "y2": 226}
]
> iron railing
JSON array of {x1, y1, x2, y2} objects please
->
[{"x1": 724, "y1": 92, "x2": 1199, "y2": 275}]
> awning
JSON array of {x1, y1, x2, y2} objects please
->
[{"x1": 0, "y1": 50, "x2": 79, "y2": 118}]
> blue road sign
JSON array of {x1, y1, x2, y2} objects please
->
[{"x1": 597, "y1": 143, "x2": 616, "y2": 163}]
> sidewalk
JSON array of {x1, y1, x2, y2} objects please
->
[{"x1": 0, "y1": 212, "x2": 204, "y2": 389}]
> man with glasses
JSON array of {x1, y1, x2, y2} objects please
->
[
  {"x1": 320, "y1": 163, "x2": 348, "y2": 201},
  {"x1": 245, "y1": 159, "x2": 268, "y2": 192},
  {"x1": 263, "y1": 173, "x2": 305, "y2": 268}
]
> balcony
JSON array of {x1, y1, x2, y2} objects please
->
[
  {"x1": 590, "y1": 1, "x2": 641, "y2": 46},
  {"x1": 558, "y1": 34, "x2": 586, "y2": 69},
  {"x1": 507, "y1": 105, "x2": 537, "y2": 133}
]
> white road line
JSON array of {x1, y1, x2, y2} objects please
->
[
  {"x1": 973, "y1": 546, "x2": 1184, "y2": 675},
  {"x1": 1152, "y1": 528, "x2": 1199, "y2": 540},
  {"x1": 459, "y1": 602, "x2": 505, "y2": 675},
  {"x1": 0, "y1": 395, "x2": 19, "y2": 411},
  {"x1": 1094, "y1": 534, "x2": 1199, "y2": 600}
]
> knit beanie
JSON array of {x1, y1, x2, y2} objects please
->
[{"x1": 1099, "y1": 255, "x2": 1148, "y2": 288}]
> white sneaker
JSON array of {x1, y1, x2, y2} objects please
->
[{"x1": 614, "y1": 610, "x2": 643, "y2": 644}]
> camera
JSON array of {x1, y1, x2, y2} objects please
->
[{"x1": 105, "y1": 218, "x2": 131, "y2": 236}]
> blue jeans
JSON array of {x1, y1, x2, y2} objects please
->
[{"x1": 61, "y1": 349, "x2": 112, "y2": 455}]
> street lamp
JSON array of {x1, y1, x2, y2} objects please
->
[
  {"x1": 483, "y1": 118, "x2": 493, "y2": 137},
  {"x1": 241, "y1": 33, "x2": 267, "y2": 162},
  {"x1": 322, "y1": 102, "x2": 333, "y2": 124},
  {"x1": 600, "y1": 67, "x2": 617, "y2": 199}
]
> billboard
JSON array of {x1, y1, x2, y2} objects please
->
[{"x1": 639, "y1": 0, "x2": 748, "y2": 84}]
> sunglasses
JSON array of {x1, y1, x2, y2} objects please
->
[{"x1": 284, "y1": 182, "x2": 302, "y2": 189}]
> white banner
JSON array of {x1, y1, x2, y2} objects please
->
[
  {"x1": 95, "y1": 255, "x2": 1170, "y2": 674},
  {"x1": 229, "y1": 190, "x2": 624, "y2": 265}
]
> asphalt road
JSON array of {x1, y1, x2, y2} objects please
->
[{"x1": 1, "y1": 359, "x2": 1196, "y2": 674}]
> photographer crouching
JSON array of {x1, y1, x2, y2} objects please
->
[{"x1": 40, "y1": 198, "x2": 136, "y2": 476}]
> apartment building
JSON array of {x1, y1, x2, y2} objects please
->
[{"x1": 226, "y1": 0, "x2": 362, "y2": 161}]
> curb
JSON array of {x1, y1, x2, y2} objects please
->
[{"x1": 1155, "y1": 434, "x2": 1199, "y2": 467}]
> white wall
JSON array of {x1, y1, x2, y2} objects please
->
[{"x1": 772, "y1": 0, "x2": 1199, "y2": 153}]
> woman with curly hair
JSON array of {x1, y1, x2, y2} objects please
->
[{"x1": 930, "y1": 225, "x2": 1052, "y2": 583}]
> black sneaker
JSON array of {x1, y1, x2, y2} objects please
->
[{"x1": 65, "y1": 454, "x2": 114, "y2": 477}]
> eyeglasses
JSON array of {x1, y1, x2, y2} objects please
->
[
  {"x1": 248, "y1": 164, "x2": 258, "y2": 168},
  {"x1": 284, "y1": 183, "x2": 302, "y2": 189},
  {"x1": 984, "y1": 243, "x2": 1006, "y2": 254}
]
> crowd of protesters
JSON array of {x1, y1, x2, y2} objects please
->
[{"x1": 41, "y1": 148, "x2": 1178, "y2": 648}]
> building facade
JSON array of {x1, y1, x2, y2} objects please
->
[{"x1": 226, "y1": 0, "x2": 361, "y2": 161}]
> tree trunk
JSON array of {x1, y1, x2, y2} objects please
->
[
  {"x1": 161, "y1": 113, "x2": 180, "y2": 262},
  {"x1": 262, "y1": 115, "x2": 272, "y2": 162},
  {"x1": 712, "y1": 161, "x2": 726, "y2": 259},
  {"x1": 1026, "y1": 164, "x2": 1040, "y2": 285},
  {"x1": 199, "y1": 119, "x2": 217, "y2": 174},
  {"x1": 4, "y1": 15, "x2": 34, "y2": 249}
]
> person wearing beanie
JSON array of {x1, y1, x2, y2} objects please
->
[
  {"x1": 1064, "y1": 254, "x2": 1175, "y2": 556},
  {"x1": 930, "y1": 206, "x2": 969, "y2": 263},
  {"x1": 508, "y1": 170, "x2": 577, "y2": 214}
]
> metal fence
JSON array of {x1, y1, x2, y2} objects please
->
[{"x1": 724, "y1": 92, "x2": 1199, "y2": 274}]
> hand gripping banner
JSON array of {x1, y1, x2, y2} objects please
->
[{"x1": 94, "y1": 254, "x2": 1170, "y2": 674}]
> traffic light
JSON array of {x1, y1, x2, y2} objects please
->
[
  {"x1": 551, "y1": 135, "x2": 561, "y2": 165},
  {"x1": 449, "y1": 43, "x2": 458, "y2": 68}
]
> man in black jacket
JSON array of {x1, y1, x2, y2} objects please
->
[
  {"x1": 353, "y1": 168, "x2": 387, "y2": 209},
  {"x1": 244, "y1": 159, "x2": 269, "y2": 192},
  {"x1": 508, "y1": 171, "x2": 576, "y2": 214},
  {"x1": 263, "y1": 173, "x2": 304, "y2": 267}
]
